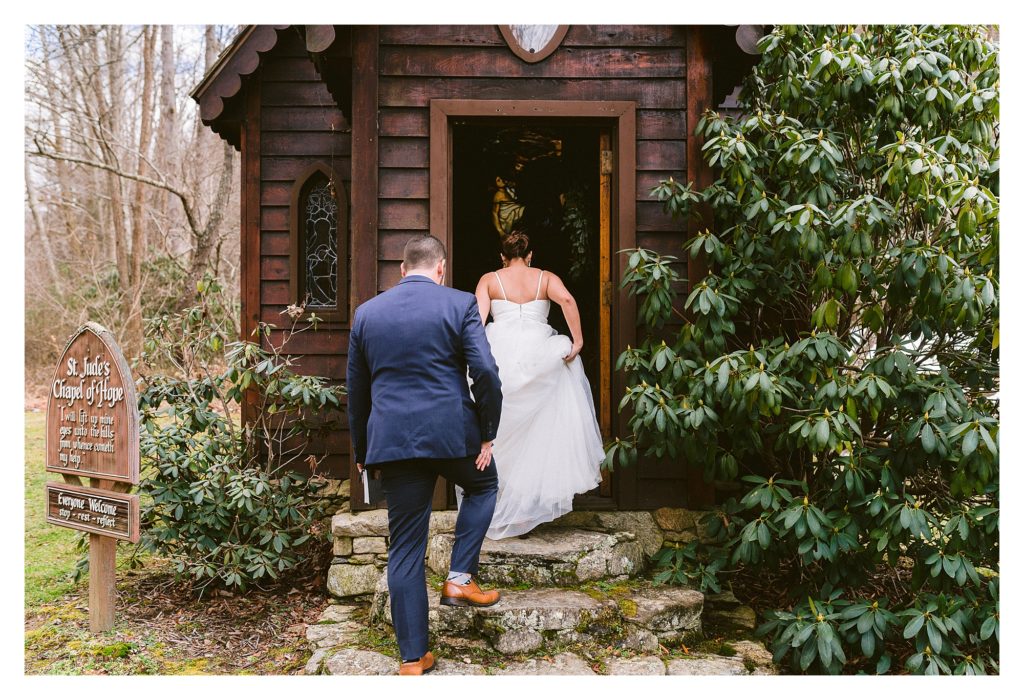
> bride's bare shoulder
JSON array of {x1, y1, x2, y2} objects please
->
[
  {"x1": 539, "y1": 269, "x2": 562, "y2": 286},
  {"x1": 475, "y1": 271, "x2": 496, "y2": 291}
]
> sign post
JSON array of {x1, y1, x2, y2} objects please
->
[{"x1": 44, "y1": 323, "x2": 140, "y2": 633}]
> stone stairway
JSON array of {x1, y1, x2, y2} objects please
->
[
  {"x1": 306, "y1": 510, "x2": 772, "y2": 675},
  {"x1": 426, "y1": 526, "x2": 648, "y2": 586}
]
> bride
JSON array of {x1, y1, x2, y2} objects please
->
[{"x1": 462, "y1": 229, "x2": 605, "y2": 539}]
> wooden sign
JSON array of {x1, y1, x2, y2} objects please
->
[
  {"x1": 46, "y1": 322, "x2": 139, "y2": 484},
  {"x1": 43, "y1": 322, "x2": 140, "y2": 632},
  {"x1": 45, "y1": 482, "x2": 140, "y2": 542}
]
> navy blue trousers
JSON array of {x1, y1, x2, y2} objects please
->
[{"x1": 378, "y1": 455, "x2": 498, "y2": 661}]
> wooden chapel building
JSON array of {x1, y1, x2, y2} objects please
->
[{"x1": 190, "y1": 24, "x2": 759, "y2": 512}]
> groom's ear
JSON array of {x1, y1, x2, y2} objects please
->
[
  {"x1": 400, "y1": 262, "x2": 407, "y2": 278},
  {"x1": 438, "y1": 259, "x2": 446, "y2": 282}
]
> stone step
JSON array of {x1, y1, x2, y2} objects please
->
[
  {"x1": 311, "y1": 647, "x2": 776, "y2": 676},
  {"x1": 368, "y1": 575, "x2": 704, "y2": 655},
  {"x1": 311, "y1": 646, "x2": 774, "y2": 675},
  {"x1": 427, "y1": 526, "x2": 647, "y2": 587},
  {"x1": 304, "y1": 599, "x2": 776, "y2": 677},
  {"x1": 327, "y1": 509, "x2": 677, "y2": 597}
]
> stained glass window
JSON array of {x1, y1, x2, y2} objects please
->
[{"x1": 303, "y1": 176, "x2": 338, "y2": 308}]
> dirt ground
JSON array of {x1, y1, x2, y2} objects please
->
[
  {"x1": 24, "y1": 561, "x2": 334, "y2": 675},
  {"x1": 26, "y1": 369, "x2": 49, "y2": 411}
]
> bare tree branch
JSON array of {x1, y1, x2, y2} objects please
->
[{"x1": 28, "y1": 141, "x2": 203, "y2": 236}]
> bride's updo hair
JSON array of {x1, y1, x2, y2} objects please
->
[{"x1": 501, "y1": 230, "x2": 532, "y2": 260}]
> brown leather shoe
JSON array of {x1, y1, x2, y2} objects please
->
[
  {"x1": 398, "y1": 651, "x2": 435, "y2": 675},
  {"x1": 440, "y1": 578, "x2": 501, "y2": 607}
]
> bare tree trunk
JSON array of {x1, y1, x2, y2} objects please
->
[
  {"x1": 204, "y1": 25, "x2": 218, "y2": 72},
  {"x1": 157, "y1": 26, "x2": 176, "y2": 225},
  {"x1": 180, "y1": 26, "x2": 233, "y2": 307},
  {"x1": 125, "y1": 25, "x2": 157, "y2": 348},
  {"x1": 36, "y1": 28, "x2": 74, "y2": 287},
  {"x1": 84, "y1": 27, "x2": 130, "y2": 287},
  {"x1": 25, "y1": 159, "x2": 60, "y2": 285},
  {"x1": 103, "y1": 26, "x2": 136, "y2": 351},
  {"x1": 190, "y1": 142, "x2": 234, "y2": 278}
]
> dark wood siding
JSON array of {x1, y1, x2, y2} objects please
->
[
  {"x1": 256, "y1": 28, "x2": 352, "y2": 477},
  {"x1": 374, "y1": 25, "x2": 692, "y2": 506},
  {"x1": 375, "y1": 25, "x2": 688, "y2": 301}
]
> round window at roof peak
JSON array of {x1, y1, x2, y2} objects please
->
[{"x1": 498, "y1": 25, "x2": 570, "y2": 64}]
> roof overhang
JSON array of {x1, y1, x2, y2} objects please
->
[
  {"x1": 191, "y1": 25, "x2": 353, "y2": 151},
  {"x1": 190, "y1": 25, "x2": 289, "y2": 150}
]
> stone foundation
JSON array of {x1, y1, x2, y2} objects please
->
[
  {"x1": 327, "y1": 506, "x2": 717, "y2": 599},
  {"x1": 327, "y1": 510, "x2": 458, "y2": 597}
]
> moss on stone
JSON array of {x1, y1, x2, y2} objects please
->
[
  {"x1": 93, "y1": 642, "x2": 134, "y2": 659},
  {"x1": 354, "y1": 625, "x2": 400, "y2": 657},
  {"x1": 572, "y1": 610, "x2": 594, "y2": 634},
  {"x1": 480, "y1": 619, "x2": 508, "y2": 636},
  {"x1": 617, "y1": 598, "x2": 639, "y2": 618},
  {"x1": 593, "y1": 579, "x2": 639, "y2": 597}
]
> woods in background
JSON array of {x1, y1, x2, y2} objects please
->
[{"x1": 25, "y1": 25, "x2": 242, "y2": 369}]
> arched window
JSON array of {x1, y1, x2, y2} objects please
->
[{"x1": 290, "y1": 163, "x2": 348, "y2": 322}]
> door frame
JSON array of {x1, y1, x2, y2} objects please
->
[{"x1": 429, "y1": 99, "x2": 637, "y2": 510}]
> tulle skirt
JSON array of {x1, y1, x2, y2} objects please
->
[{"x1": 459, "y1": 316, "x2": 605, "y2": 539}]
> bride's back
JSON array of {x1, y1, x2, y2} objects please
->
[{"x1": 491, "y1": 265, "x2": 546, "y2": 304}]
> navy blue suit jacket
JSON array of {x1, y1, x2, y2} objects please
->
[{"x1": 347, "y1": 275, "x2": 503, "y2": 466}]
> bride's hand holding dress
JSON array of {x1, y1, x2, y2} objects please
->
[{"x1": 544, "y1": 274, "x2": 585, "y2": 363}]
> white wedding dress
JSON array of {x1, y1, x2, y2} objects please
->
[{"x1": 459, "y1": 270, "x2": 605, "y2": 539}]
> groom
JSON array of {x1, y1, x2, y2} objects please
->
[{"x1": 347, "y1": 234, "x2": 504, "y2": 675}]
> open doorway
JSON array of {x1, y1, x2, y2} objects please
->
[{"x1": 450, "y1": 120, "x2": 611, "y2": 504}]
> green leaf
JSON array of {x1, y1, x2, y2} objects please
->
[
  {"x1": 980, "y1": 615, "x2": 997, "y2": 640},
  {"x1": 800, "y1": 639, "x2": 817, "y2": 671},
  {"x1": 815, "y1": 418, "x2": 830, "y2": 447},
  {"x1": 824, "y1": 298, "x2": 840, "y2": 328},
  {"x1": 926, "y1": 619, "x2": 943, "y2": 654},
  {"x1": 904, "y1": 613, "x2": 925, "y2": 639},
  {"x1": 979, "y1": 426, "x2": 998, "y2": 456},
  {"x1": 921, "y1": 423, "x2": 936, "y2": 453},
  {"x1": 962, "y1": 428, "x2": 978, "y2": 457}
]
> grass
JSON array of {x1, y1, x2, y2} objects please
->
[{"x1": 25, "y1": 411, "x2": 87, "y2": 606}]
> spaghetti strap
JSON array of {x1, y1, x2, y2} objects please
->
[
  {"x1": 493, "y1": 270, "x2": 508, "y2": 301},
  {"x1": 534, "y1": 270, "x2": 544, "y2": 301}
]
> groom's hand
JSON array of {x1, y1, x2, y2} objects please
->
[{"x1": 475, "y1": 441, "x2": 494, "y2": 470}]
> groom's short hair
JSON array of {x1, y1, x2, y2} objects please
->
[{"x1": 403, "y1": 235, "x2": 447, "y2": 270}]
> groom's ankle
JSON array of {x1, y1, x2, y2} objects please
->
[{"x1": 445, "y1": 571, "x2": 472, "y2": 586}]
